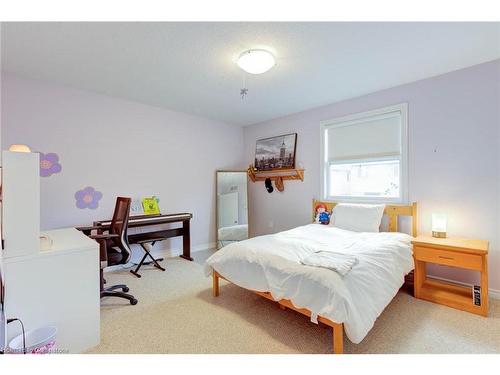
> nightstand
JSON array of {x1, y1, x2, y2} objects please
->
[{"x1": 412, "y1": 235, "x2": 489, "y2": 317}]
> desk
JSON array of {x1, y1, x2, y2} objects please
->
[{"x1": 93, "y1": 213, "x2": 193, "y2": 261}]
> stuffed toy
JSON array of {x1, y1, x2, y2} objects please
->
[{"x1": 314, "y1": 203, "x2": 331, "y2": 225}]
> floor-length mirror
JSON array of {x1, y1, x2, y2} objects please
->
[{"x1": 216, "y1": 171, "x2": 248, "y2": 249}]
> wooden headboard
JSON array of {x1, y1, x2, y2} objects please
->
[{"x1": 312, "y1": 200, "x2": 417, "y2": 237}]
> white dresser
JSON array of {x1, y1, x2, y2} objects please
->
[
  {"x1": 3, "y1": 228, "x2": 100, "y2": 353},
  {"x1": 1, "y1": 150, "x2": 100, "y2": 353}
]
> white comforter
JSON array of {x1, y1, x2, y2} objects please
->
[{"x1": 205, "y1": 224, "x2": 413, "y2": 344}]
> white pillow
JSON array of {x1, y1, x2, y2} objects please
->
[{"x1": 331, "y1": 203, "x2": 385, "y2": 232}]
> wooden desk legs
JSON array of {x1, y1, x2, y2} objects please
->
[{"x1": 180, "y1": 219, "x2": 193, "y2": 261}]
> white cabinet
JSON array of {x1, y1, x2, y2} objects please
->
[
  {"x1": 1, "y1": 151, "x2": 100, "y2": 353},
  {"x1": 3, "y1": 228, "x2": 100, "y2": 353}
]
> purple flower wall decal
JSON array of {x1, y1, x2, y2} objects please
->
[
  {"x1": 39, "y1": 152, "x2": 62, "y2": 177},
  {"x1": 75, "y1": 186, "x2": 103, "y2": 209}
]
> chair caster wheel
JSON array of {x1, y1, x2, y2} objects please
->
[
  {"x1": 123, "y1": 287, "x2": 129, "y2": 292},
  {"x1": 130, "y1": 298, "x2": 138, "y2": 305}
]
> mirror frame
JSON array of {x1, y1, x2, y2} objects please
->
[{"x1": 215, "y1": 170, "x2": 249, "y2": 249}]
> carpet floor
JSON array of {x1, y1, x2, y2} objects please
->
[{"x1": 87, "y1": 250, "x2": 500, "y2": 354}]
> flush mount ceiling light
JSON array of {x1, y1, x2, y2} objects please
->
[{"x1": 237, "y1": 49, "x2": 275, "y2": 75}]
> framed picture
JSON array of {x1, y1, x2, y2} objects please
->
[{"x1": 254, "y1": 133, "x2": 297, "y2": 171}]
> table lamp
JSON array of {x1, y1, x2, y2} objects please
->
[{"x1": 432, "y1": 213, "x2": 447, "y2": 238}]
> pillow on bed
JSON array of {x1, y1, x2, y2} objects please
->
[{"x1": 331, "y1": 203, "x2": 385, "y2": 232}]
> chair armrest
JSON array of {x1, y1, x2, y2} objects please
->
[
  {"x1": 75, "y1": 225, "x2": 104, "y2": 232},
  {"x1": 88, "y1": 233, "x2": 119, "y2": 240},
  {"x1": 76, "y1": 225, "x2": 110, "y2": 236},
  {"x1": 85, "y1": 233, "x2": 119, "y2": 264}
]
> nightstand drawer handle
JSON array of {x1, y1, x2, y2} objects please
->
[{"x1": 438, "y1": 256, "x2": 454, "y2": 260}]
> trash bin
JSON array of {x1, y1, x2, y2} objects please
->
[{"x1": 8, "y1": 326, "x2": 57, "y2": 354}]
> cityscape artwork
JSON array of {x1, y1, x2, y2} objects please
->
[{"x1": 254, "y1": 133, "x2": 297, "y2": 171}]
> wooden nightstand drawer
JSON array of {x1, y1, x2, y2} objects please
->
[{"x1": 414, "y1": 246, "x2": 482, "y2": 270}]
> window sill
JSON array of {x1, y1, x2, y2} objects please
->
[{"x1": 323, "y1": 195, "x2": 408, "y2": 205}]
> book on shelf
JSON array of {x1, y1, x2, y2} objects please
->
[{"x1": 472, "y1": 285, "x2": 481, "y2": 306}]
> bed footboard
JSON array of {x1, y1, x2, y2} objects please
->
[{"x1": 211, "y1": 270, "x2": 344, "y2": 354}]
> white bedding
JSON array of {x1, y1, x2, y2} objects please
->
[
  {"x1": 205, "y1": 224, "x2": 413, "y2": 344},
  {"x1": 301, "y1": 251, "x2": 357, "y2": 276},
  {"x1": 218, "y1": 224, "x2": 248, "y2": 241}
]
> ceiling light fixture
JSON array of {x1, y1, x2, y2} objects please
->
[{"x1": 237, "y1": 49, "x2": 275, "y2": 75}]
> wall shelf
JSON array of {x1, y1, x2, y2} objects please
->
[{"x1": 247, "y1": 165, "x2": 305, "y2": 183}]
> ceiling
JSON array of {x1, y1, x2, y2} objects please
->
[{"x1": 1, "y1": 22, "x2": 499, "y2": 126}]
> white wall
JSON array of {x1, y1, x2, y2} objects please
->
[
  {"x1": 1, "y1": 74, "x2": 245, "y2": 252},
  {"x1": 243, "y1": 60, "x2": 500, "y2": 292}
]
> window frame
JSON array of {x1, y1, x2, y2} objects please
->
[{"x1": 320, "y1": 103, "x2": 409, "y2": 204}]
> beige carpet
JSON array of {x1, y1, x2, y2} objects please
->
[{"x1": 87, "y1": 250, "x2": 500, "y2": 354}]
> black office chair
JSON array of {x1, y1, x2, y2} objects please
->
[{"x1": 78, "y1": 197, "x2": 138, "y2": 305}]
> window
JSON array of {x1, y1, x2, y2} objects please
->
[{"x1": 320, "y1": 104, "x2": 408, "y2": 203}]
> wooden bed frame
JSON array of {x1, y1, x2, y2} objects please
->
[{"x1": 212, "y1": 200, "x2": 418, "y2": 354}]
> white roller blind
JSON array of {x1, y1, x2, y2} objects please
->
[{"x1": 326, "y1": 111, "x2": 401, "y2": 161}]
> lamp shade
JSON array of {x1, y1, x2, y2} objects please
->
[
  {"x1": 8, "y1": 144, "x2": 31, "y2": 153},
  {"x1": 432, "y1": 213, "x2": 447, "y2": 238}
]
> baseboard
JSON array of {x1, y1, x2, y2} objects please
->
[
  {"x1": 164, "y1": 242, "x2": 216, "y2": 256},
  {"x1": 490, "y1": 289, "x2": 500, "y2": 300},
  {"x1": 428, "y1": 275, "x2": 500, "y2": 300},
  {"x1": 193, "y1": 242, "x2": 217, "y2": 252}
]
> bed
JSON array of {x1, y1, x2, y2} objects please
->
[{"x1": 205, "y1": 200, "x2": 417, "y2": 354}]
